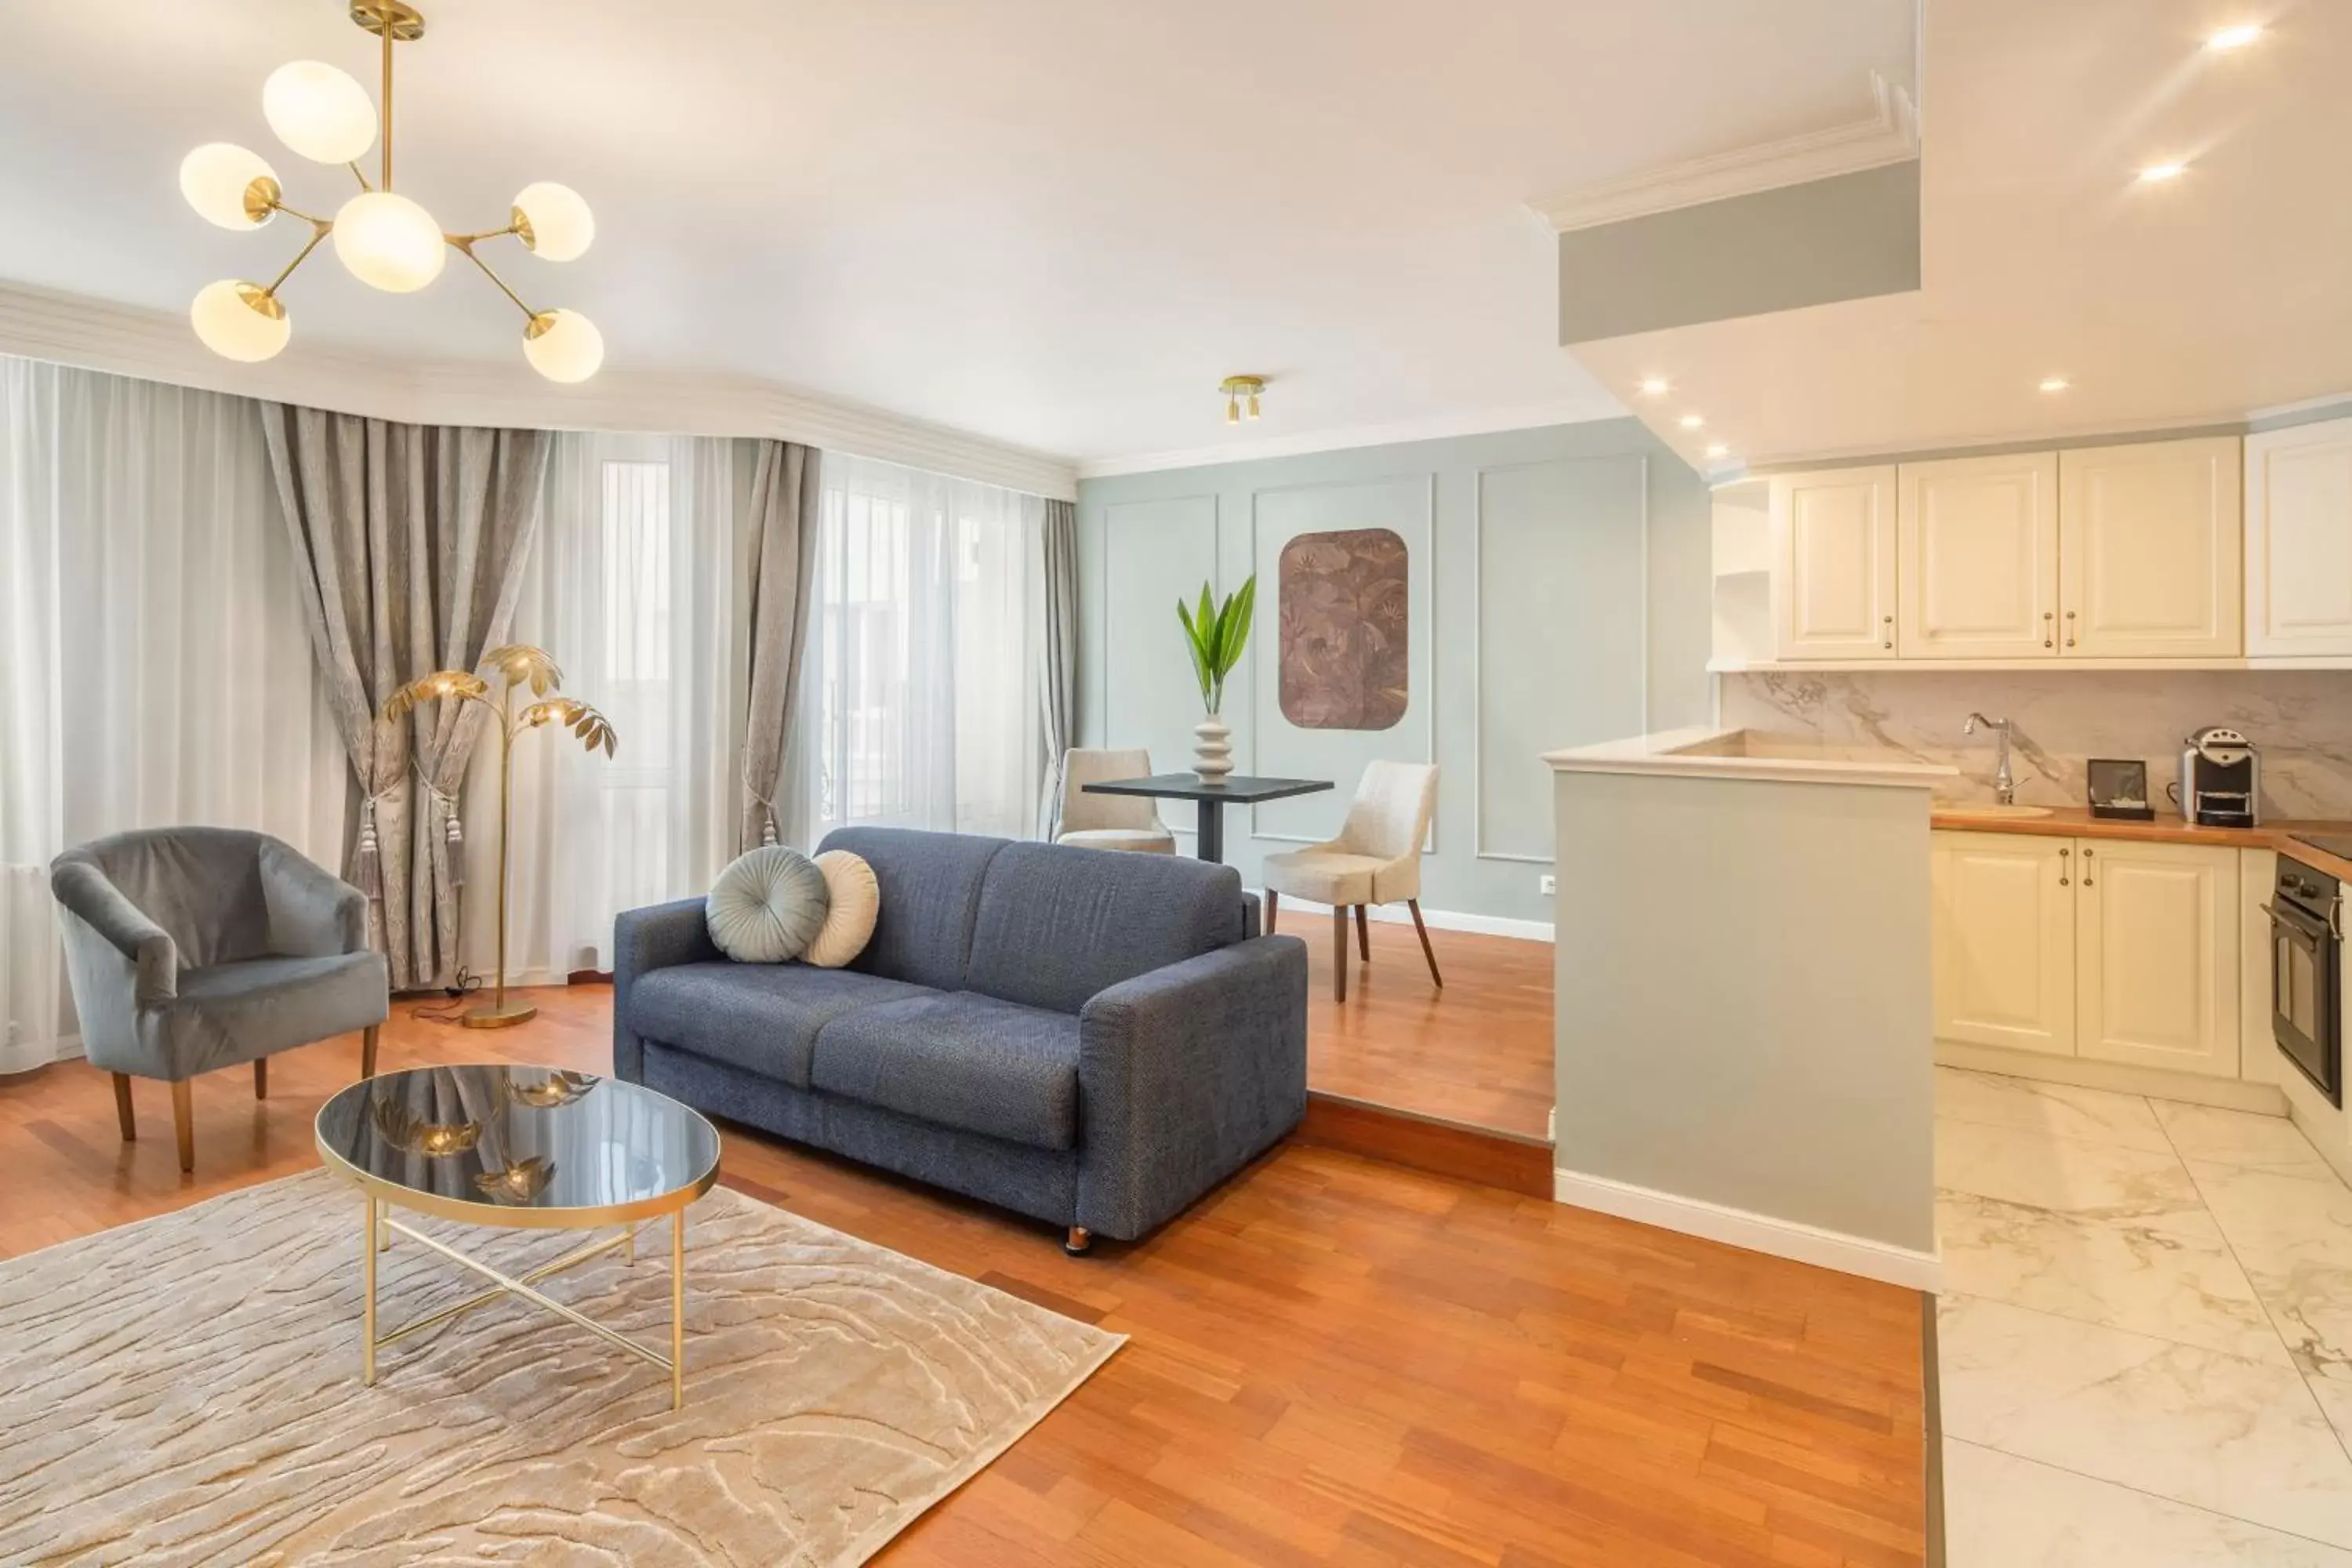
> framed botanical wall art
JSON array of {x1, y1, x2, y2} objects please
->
[{"x1": 1276, "y1": 528, "x2": 1408, "y2": 731}]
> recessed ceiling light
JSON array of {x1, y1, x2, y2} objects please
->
[
  {"x1": 1639, "y1": 376, "x2": 1671, "y2": 397},
  {"x1": 2137, "y1": 162, "x2": 2188, "y2": 183},
  {"x1": 2207, "y1": 23, "x2": 2263, "y2": 49},
  {"x1": 1679, "y1": 413, "x2": 1705, "y2": 429},
  {"x1": 2039, "y1": 376, "x2": 2071, "y2": 394},
  {"x1": 1704, "y1": 443, "x2": 1729, "y2": 459}
]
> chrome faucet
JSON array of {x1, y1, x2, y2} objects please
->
[{"x1": 1965, "y1": 713, "x2": 2016, "y2": 805}]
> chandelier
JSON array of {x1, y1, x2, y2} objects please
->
[{"x1": 177, "y1": 0, "x2": 604, "y2": 382}]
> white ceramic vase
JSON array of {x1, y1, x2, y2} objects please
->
[{"x1": 1192, "y1": 715, "x2": 1233, "y2": 782}]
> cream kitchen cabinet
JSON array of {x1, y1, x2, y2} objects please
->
[
  {"x1": 1932, "y1": 830, "x2": 2075, "y2": 1055},
  {"x1": 2057, "y1": 437, "x2": 2243, "y2": 659},
  {"x1": 2247, "y1": 416, "x2": 2352, "y2": 657},
  {"x1": 1771, "y1": 465, "x2": 1897, "y2": 659},
  {"x1": 2074, "y1": 840, "x2": 2241, "y2": 1078},
  {"x1": 1898, "y1": 453, "x2": 2060, "y2": 659},
  {"x1": 1932, "y1": 831, "x2": 2243, "y2": 1080}
]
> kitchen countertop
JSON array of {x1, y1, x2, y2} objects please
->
[
  {"x1": 1932, "y1": 804, "x2": 2352, "y2": 877},
  {"x1": 1545, "y1": 727, "x2": 1958, "y2": 789}
]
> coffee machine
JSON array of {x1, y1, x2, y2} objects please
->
[{"x1": 2176, "y1": 726, "x2": 2259, "y2": 828}]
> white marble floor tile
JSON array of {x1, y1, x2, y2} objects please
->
[
  {"x1": 2158, "y1": 1102, "x2": 2336, "y2": 1178},
  {"x1": 2189, "y1": 1160, "x2": 2352, "y2": 1445},
  {"x1": 1945, "y1": 1439, "x2": 2352, "y2": 1567},
  {"x1": 1938, "y1": 1189, "x2": 2288, "y2": 1365},
  {"x1": 1936, "y1": 1116, "x2": 2207, "y2": 1232},
  {"x1": 1936, "y1": 1067, "x2": 2176, "y2": 1152},
  {"x1": 1939, "y1": 1294, "x2": 2352, "y2": 1547}
]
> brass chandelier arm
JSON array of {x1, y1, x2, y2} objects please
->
[
  {"x1": 263, "y1": 218, "x2": 336, "y2": 297},
  {"x1": 346, "y1": 161, "x2": 373, "y2": 193},
  {"x1": 448, "y1": 236, "x2": 541, "y2": 322}
]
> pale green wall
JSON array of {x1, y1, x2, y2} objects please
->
[{"x1": 1075, "y1": 419, "x2": 1712, "y2": 924}]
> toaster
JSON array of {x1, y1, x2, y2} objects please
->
[{"x1": 2178, "y1": 726, "x2": 2258, "y2": 828}]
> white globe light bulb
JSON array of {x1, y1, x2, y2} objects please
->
[
  {"x1": 512, "y1": 181, "x2": 594, "y2": 262},
  {"x1": 523, "y1": 310, "x2": 604, "y2": 383},
  {"x1": 332, "y1": 191, "x2": 447, "y2": 292},
  {"x1": 263, "y1": 60, "x2": 378, "y2": 165},
  {"x1": 179, "y1": 143, "x2": 279, "y2": 230},
  {"x1": 190, "y1": 281, "x2": 291, "y2": 363}
]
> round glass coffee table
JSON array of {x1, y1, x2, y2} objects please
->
[{"x1": 315, "y1": 1063, "x2": 720, "y2": 1409}]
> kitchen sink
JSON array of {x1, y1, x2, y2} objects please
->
[{"x1": 1937, "y1": 803, "x2": 2055, "y2": 820}]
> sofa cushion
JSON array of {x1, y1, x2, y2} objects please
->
[
  {"x1": 815, "y1": 826, "x2": 1007, "y2": 990},
  {"x1": 810, "y1": 990, "x2": 1082, "y2": 1152},
  {"x1": 963, "y1": 840, "x2": 1244, "y2": 1014},
  {"x1": 804, "y1": 850, "x2": 880, "y2": 968},
  {"x1": 705, "y1": 846, "x2": 829, "y2": 963},
  {"x1": 623, "y1": 962, "x2": 927, "y2": 1087}
]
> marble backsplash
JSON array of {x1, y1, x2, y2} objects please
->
[{"x1": 1720, "y1": 670, "x2": 2352, "y2": 818}]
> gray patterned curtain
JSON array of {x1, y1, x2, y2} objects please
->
[
  {"x1": 261, "y1": 404, "x2": 550, "y2": 990},
  {"x1": 1038, "y1": 497, "x2": 1080, "y2": 838},
  {"x1": 739, "y1": 440, "x2": 821, "y2": 851}
]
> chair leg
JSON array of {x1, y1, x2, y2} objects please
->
[
  {"x1": 253, "y1": 1058, "x2": 267, "y2": 1100},
  {"x1": 112, "y1": 1073, "x2": 135, "y2": 1142},
  {"x1": 1355, "y1": 902, "x2": 1370, "y2": 962},
  {"x1": 1265, "y1": 890, "x2": 1278, "y2": 934},
  {"x1": 170, "y1": 1080, "x2": 194, "y2": 1174},
  {"x1": 361, "y1": 1023, "x2": 379, "y2": 1079},
  {"x1": 1331, "y1": 905, "x2": 1348, "y2": 1003},
  {"x1": 1408, "y1": 898, "x2": 1443, "y2": 989}
]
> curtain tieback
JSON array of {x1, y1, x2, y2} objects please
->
[
  {"x1": 416, "y1": 768, "x2": 466, "y2": 890},
  {"x1": 354, "y1": 783, "x2": 405, "y2": 902}
]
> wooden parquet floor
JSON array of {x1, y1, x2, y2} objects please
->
[
  {"x1": 1298, "y1": 916, "x2": 1555, "y2": 1139},
  {"x1": 0, "y1": 987, "x2": 1926, "y2": 1566}
]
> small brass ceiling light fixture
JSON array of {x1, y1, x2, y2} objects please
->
[
  {"x1": 179, "y1": 0, "x2": 603, "y2": 379},
  {"x1": 1221, "y1": 375, "x2": 1265, "y2": 424}
]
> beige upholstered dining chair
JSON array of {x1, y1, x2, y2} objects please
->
[
  {"x1": 1261, "y1": 760, "x2": 1440, "y2": 1002},
  {"x1": 1054, "y1": 748, "x2": 1178, "y2": 853}
]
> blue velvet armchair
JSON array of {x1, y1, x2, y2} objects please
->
[{"x1": 50, "y1": 826, "x2": 390, "y2": 1171}]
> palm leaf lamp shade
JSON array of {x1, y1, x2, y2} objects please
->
[{"x1": 381, "y1": 644, "x2": 616, "y2": 1027}]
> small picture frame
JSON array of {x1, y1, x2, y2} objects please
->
[{"x1": 2088, "y1": 758, "x2": 2155, "y2": 821}]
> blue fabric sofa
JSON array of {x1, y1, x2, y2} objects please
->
[{"x1": 612, "y1": 826, "x2": 1309, "y2": 1250}]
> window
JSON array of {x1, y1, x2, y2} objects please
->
[{"x1": 790, "y1": 453, "x2": 1044, "y2": 843}]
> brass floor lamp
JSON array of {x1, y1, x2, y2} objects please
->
[{"x1": 383, "y1": 645, "x2": 615, "y2": 1029}]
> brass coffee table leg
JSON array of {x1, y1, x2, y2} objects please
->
[
  {"x1": 671, "y1": 1213, "x2": 685, "y2": 1410},
  {"x1": 361, "y1": 1194, "x2": 378, "y2": 1385}
]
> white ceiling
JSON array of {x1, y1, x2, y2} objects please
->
[
  {"x1": 0, "y1": 0, "x2": 1914, "y2": 469},
  {"x1": 1573, "y1": 0, "x2": 2352, "y2": 474}
]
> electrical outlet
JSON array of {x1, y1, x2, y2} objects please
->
[{"x1": 1538, "y1": 873, "x2": 1556, "y2": 895}]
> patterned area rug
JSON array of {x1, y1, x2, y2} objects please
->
[{"x1": 0, "y1": 1170, "x2": 1121, "y2": 1565}]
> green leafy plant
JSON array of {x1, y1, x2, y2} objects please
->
[{"x1": 1175, "y1": 574, "x2": 1255, "y2": 716}]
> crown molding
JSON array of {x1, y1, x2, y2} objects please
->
[
  {"x1": 0, "y1": 280, "x2": 1078, "y2": 500},
  {"x1": 1073, "y1": 397, "x2": 1627, "y2": 480},
  {"x1": 1527, "y1": 71, "x2": 1919, "y2": 235}
]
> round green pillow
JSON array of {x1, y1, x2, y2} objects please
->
[{"x1": 705, "y1": 845, "x2": 830, "y2": 963}]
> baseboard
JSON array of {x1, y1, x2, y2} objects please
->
[
  {"x1": 1936, "y1": 1041, "x2": 2289, "y2": 1113},
  {"x1": 1299, "y1": 1093, "x2": 1554, "y2": 1196},
  {"x1": 1551, "y1": 1166, "x2": 1944, "y2": 1292},
  {"x1": 1258, "y1": 892, "x2": 1553, "y2": 944}
]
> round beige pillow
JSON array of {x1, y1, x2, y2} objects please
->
[{"x1": 803, "y1": 849, "x2": 880, "y2": 968}]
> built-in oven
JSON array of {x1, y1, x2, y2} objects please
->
[{"x1": 2270, "y1": 848, "x2": 2343, "y2": 1106}]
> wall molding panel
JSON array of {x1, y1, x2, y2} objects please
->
[{"x1": 1075, "y1": 419, "x2": 1711, "y2": 927}]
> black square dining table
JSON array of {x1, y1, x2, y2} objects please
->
[{"x1": 1080, "y1": 774, "x2": 1334, "y2": 863}]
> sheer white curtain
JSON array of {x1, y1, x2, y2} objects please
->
[
  {"x1": 0, "y1": 358, "x2": 345, "y2": 1073},
  {"x1": 467, "y1": 432, "x2": 746, "y2": 980},
  {"x1": 783, "y1": 452, "x2": 1045, "y2": 846}
]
